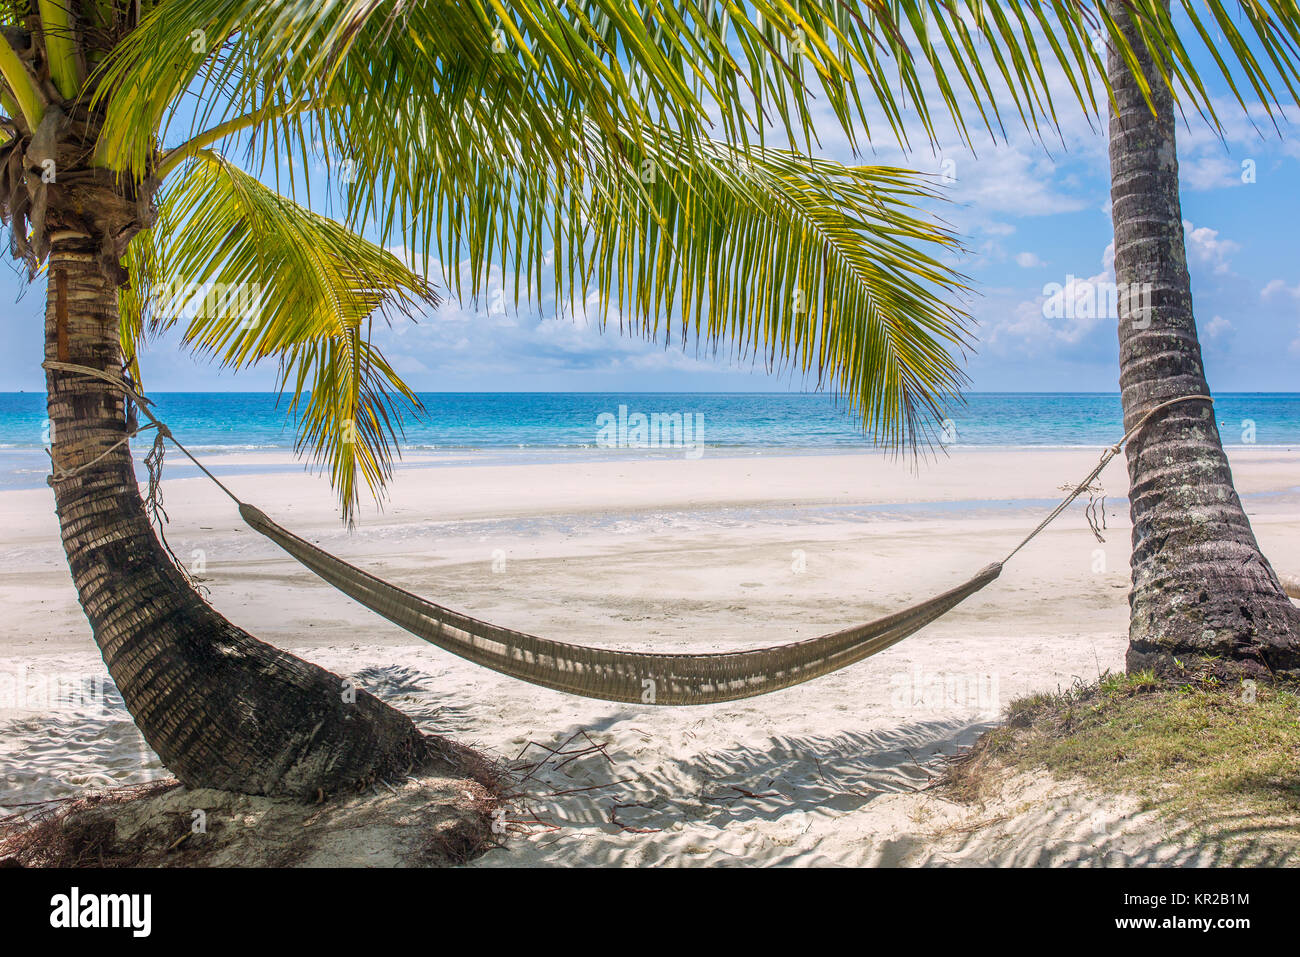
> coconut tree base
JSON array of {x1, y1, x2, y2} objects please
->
[
  {"x1": 0, "y1": 737, "x2": 503, "y2": 868},
  {"x1": 1128, "y1": 600, "x2": 1300, "y2": 686},
  {"x1": 1126, "y1": 569, "x2": 1300, "y2": 683}
]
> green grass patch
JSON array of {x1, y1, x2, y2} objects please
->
[{"x1": 945, "y1": 670, "x2": 1300, "y2": 853}]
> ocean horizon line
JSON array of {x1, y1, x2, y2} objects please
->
[{"x1": 4, "y1": 392, "x2": 1299, "y2": 492}]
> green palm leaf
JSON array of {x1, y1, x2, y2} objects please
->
[
  {"x1": 120, "y1": 152, "x2": 435, "y2": 519},
  {"x1": 95, "y1": 1, "x2": 1300, "y2": 178},
  {"x1": 423, "y1": 120, "x2": 974, "y2": 445}
]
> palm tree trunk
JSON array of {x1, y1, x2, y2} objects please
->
[
  {"x1": 1107, "y1": 0, "x2": 1299, "y2": 680},
  {"x1": 44, "y1": 236, "x2": 429, "y2": 796}
]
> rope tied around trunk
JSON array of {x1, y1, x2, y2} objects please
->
[
  {"x1": 44, "y1": 360, "x2": 244, "y2": 506},
  {"x1": 44, "y1": 361, "x2": 209, "y2": 594},
  {"x1": 39, "y1": 358, "x2": 1214, "y2": 705},
  {"x1": 1000, "y1": 394, "x2": 1213, "y2": 563},
  {"x1": 46, "y1": 420, "x2": 159, "y2": 484}
]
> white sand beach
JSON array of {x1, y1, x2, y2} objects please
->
[{"x1": 3, "y1": 446, "x2": 1299, "y2": 865}]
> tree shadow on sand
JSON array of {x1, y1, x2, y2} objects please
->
[
  {"x1": 481, "y1": 715, "x2": 989, "y2": 865},
  {"x1": 8, "y1": 661, "x2": 1292, "y2": 866}
]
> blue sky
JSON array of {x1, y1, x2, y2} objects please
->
[{"x1": 3, "y1": 25, "x2": 1299, "y2": 395}]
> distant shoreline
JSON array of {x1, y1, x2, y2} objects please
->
[
  {"x1": 2, "y1": 441, "x2": 1300, "y2": 493},
  {"x1": 4, "y1": 393, "x2": 1300, "y2": 480}
]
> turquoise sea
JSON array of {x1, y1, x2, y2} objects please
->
[{"x1": 1, "y1": 391, "x2": 1298, "y2": 490}]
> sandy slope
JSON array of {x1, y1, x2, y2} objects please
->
[{"x1": 2, "y1": 447, "x2": 1297, "y2": 865}]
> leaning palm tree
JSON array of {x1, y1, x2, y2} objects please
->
[
  {"x1": 1105, "y1": 0, "x2": 1300, "y2": 678},
  {"x1": 4, "y1": 1, "x2": 1296, "y2": 798}
]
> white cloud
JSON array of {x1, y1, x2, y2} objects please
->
[
  {"x1": 1203, "y1": 315, "x2": 1232, "y2": 339},
  {"x1": 1183, "y1": 221, "x2": 1238, "y2": 275},
  {"x1": 946, "y1": 146, "x2": 1095, "y2": 217},
  {"x1": 1180, "y1": 154, "x2": 1242, "y2": 191},
  {"x1": 1015, "y1": 251, "x2": 1045, "y2": 268},
  {"x1": 1261, "y1": 279, "x2": 1300, "y2": 302},
  {"x1": 984, "y1": 245, "x2": 1116, "y2": 355},
  {"x1": 981, "y1": 222, "x2": 1017, "y2": 237}
]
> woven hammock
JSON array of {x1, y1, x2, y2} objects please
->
[
  {"x1": 240, "y1": 502, "x2": 1001, "y2": 705},
  {"x1": 44, "y1": 360, "x2": 1214, "y2": 707}
]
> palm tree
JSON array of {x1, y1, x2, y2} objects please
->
[
  {"x1": 3, "y1": 1, "x2": 1296, "y2": 797},
  {"x1": 7, "y1": 3, "x2": 444, "y2": 796},
  {"x1": 1106, "y1": 0, "x2": 1300, "y2": 679}
]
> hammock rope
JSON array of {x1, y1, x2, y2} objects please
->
[{"x1": 43, "y1": 359, "x2": 1212, "y2": 705}]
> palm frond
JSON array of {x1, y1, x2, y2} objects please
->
[
  {"x1": 96, "y1": 1, "x2": 1300, "y2": 182},
  {"x1": 120, "y1": 152, "x2": 435, "y2": 519},
  {"x1": 591, "y1": 135, "x2": 972, "y2": 446},
  {"x1": 350, "y1": 115, "x2": 972, "y2": 445}
]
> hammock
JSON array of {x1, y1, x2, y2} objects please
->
[
  {"x1": 241, "y1": 500, "x2": 1001, "y2": 705},
  {"x1": 44, "y1": 360, "x2": 1209, "y2": 706}
]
